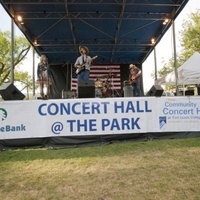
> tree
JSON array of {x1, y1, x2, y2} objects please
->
[
  {"x1": 180, "y1": 10, "x2": 200, "y2": 58},
  {"x1": 15, "y1": 70, "x2": 33, "y2": 99},
  {"x1": 156, "y1": 9, "x2": 200, "y2": 88},
  {"x1": 0, "y1": 30, "x2": 31, "y2": 86}
]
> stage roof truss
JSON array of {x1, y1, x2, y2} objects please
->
[{"x1": 1, "y1": 0, "x2": 188, "y2": 65}]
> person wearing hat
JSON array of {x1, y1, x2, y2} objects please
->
[
  {"x1": 74, "y1": 46, "x2": 92, "y2": 81},
  {"x1": 129, "y1": 64, "x2": 142, "y2": 97}
]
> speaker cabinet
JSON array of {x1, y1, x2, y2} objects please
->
[
  {"x1": 123, "y1": 85, "x2": 133, "y2": 97},
  {"x1": 0, "y1": 82, "x2": 25, "y2": 100},
  {"x1": 185, "y1": 90, "x2": 194, "y2": 96},
  {"x1": 146, "y1": 85, "x2": 164, "y2": 97},
  {"x1": 78, "y1": 80, "x2": 95, "y2": 98}
]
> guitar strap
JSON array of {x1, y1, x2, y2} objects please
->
[
  {"x1": 79, "y1": 56, "x2": 86, "y2": 73},
  {"x1": 82, "y1": 55, "x2": 87, "y2": 64}
]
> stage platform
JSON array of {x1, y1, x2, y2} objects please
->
[{"x1": 0, "y1": 96, "x2": 200, "y2": 150}]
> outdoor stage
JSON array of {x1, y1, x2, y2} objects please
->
[{"x1": 0, "y1": 96, "x2": 200, "y2": 150}]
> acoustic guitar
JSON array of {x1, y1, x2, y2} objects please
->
[
  {"x1": 76, "y1": 55, "x2": 98, "y2": 74},
  {"x1": 129, "y1": 74, "x2": 137, "y2": 84}
]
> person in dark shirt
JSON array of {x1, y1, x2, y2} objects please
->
[{"x1": 129, "y1": 64, "x2": 142, "y2": 97}]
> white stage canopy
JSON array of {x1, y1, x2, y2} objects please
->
[{"x1": 156, "y1": 52, "x2": 200, "y2": 85}]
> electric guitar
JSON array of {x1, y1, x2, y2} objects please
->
[{"x1": 76, "y1": 55, "x2": 98, "y2": 74}]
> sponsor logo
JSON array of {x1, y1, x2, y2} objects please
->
[
  {"x1": 159, "y1": 116, "x2": 167, "y2": 129},
  {"x1": 0, "y1": 108, "x2": 26, "y2": 132},
  {"x1": 0, "y1": 108, "x2": 7, "y2": 121},
  {"x1": 0, "y1": 124, "x2": 26, "y2": 132}
]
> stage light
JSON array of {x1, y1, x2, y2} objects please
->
[
  {"x1": 163, "y1": 18, "x2": 169, "y2": 25},
  {"x1": 151, "y1": 38, "x2": 155, "y2": 44},
  {"x1": 17, "y1": 15, "x2": 22, "y2": 21},
  {"x1": 16, "y1": 15, "x2": 24, "y2": 24},
  {"x1": 34, "y1": 39, "x2": 37, "y2": 45}
]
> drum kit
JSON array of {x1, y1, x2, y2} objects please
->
[{"x1": 94, "y1": 73, "x2": 118, "y2": 98}]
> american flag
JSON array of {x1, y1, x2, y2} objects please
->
[{"x1": 71, "y1": 65, "x2": 121, "y2": 91}]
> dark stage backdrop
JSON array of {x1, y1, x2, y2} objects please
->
[
  {"x1": 49, "y1": 64, "x2": 143, "y2": 99},
  {"x1": 1, "y1": 132, "x2": 200, "y2": 151}
]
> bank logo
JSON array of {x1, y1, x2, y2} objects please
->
[
  {"x1": 159, "y1": 116, "x2": 166, "y2": 129},
  {"x1": 0, "y1": 108, "x2": 7, "y2": 121}
]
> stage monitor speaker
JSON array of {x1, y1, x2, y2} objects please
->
[
  {"x1": 146, "y1": 84, "x2": 164, "y2": 97},
  {"x1": 185, "y1": 90, "x2": 194, "y2": 96},
  {"x1": 0, "y1": 82, "x2": 25, "y2": 100},
  {"x1": 78, "y1": 80, "x2": 95, "y2": 98}
]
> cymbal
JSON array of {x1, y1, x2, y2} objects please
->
[
  {"x1": 98, "y1": 75, "x2": 109, "y2": 78},
  {"x1": 98, "y1": 74, "x2": 118, "y2": 79},
  {"x1": 107, "y1": 73, "x2": 118, "y2": 78}
]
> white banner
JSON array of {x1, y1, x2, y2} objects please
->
[{"x1": 0, "y1": 96, "x2": 200, "y2": 139}]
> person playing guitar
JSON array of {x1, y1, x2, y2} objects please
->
[
  {"x1": 129, "y1": 64, "x2": 142, "y2": 97},
  {"x1": 74, "y1": 45, "x2": 97, "y2": 80}
]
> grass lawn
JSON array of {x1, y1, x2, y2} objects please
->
[{"x1": 0, "y1": 137, "x2": 200, "y2": 200}]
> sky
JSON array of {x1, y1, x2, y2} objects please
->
[
  {"x1": 0, "y1": 1, "x2": 200, "y2": 93},
  {"x1": 142, "y1": 0, "x2": 200, "y2": 92}
]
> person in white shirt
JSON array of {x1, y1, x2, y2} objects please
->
[
  {"x1": 74, "y1": 46, "x2": 92, "y2": 81},
  {"x1": 37, "y1": 54, "x2": 51, "y2": 99}
]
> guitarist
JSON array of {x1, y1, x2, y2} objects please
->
[
  {"x1": 129, "y1": 64, "x2": 142, "y2": 97},
  {"x1": 74, "y1": 46, "x2": 92, "y2": 81}
]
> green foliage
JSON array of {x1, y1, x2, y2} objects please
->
[
  {"x1": 157, "y1": 55, "x2": 186, "y2": 78},
  {"x1": 156, "y1": 10, "x2": 200, "y2": 90},
  {"x1": 179, "y1": 10, "x2": 200, "y2": 57},
  {"x1": 0, "y1": 30, "x2": 31, "y2": 86},
  {"x1": 15, "y1": 71, "x2": 33, "y2": 90},
  {"x1": 158, "y1": 57, "x2": 175, "y2": 77}
]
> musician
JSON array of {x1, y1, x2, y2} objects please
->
[
  {"x1": 74, "y1": 46, "x2": 92, "y2": 81},
  {"x1": 129, "y1": 64, "x2": 142, "y2": 97},
  {"x1": 37, "y1": 54, "x2": 51, "y2": 99},
  {"x1": 101, "y1": 80, "x2": 111, "y2": 98},
  {"x1": 195, "y1": 84, "x2": 200, "y2": 95}
]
